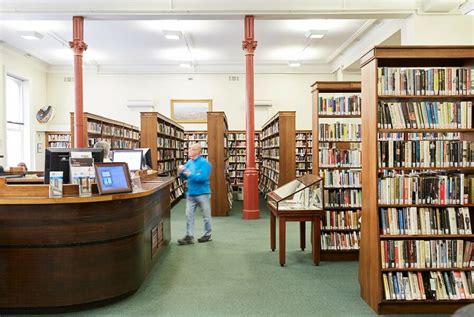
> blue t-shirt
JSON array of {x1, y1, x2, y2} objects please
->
[{"x1": 180, "y1": 156, "x2": 212, "y2": 196}]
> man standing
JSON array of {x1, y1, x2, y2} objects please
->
[{"x1": 177, "y1": 143, "x2": 212, "y2": 245}]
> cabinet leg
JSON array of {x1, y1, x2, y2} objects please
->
[
  {"x1": 300, "y1": 221, "x2": 306, "y2": 251},
  {"x1": 279, "y1": 217, "x2": 286, "y2": 267},
  {"x1": 270, "y1": 213, "x2": 276, "y2": 252},
  {"x1": 312, "y1": 218, "x2": 321, "y2": 266}
]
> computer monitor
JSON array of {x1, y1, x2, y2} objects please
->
[
  {"x1": 112, "y1": 150, "x2": 143, "y2": 171},
  {"x1": 135, "y1": 148, "x2": 152, "y2": 169},
  {"x1": 44, "y1": 148, "x2": 104, "y2": 184}
]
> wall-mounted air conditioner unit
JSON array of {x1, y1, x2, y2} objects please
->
[
  {"x1": 254, "y1": 100, "x2": 272, "y2": 107},
  {"x1": 126, "y1": 100, "x2": 154, "y2": 111}
]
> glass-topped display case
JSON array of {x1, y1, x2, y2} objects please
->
[{"x1": 266, "y1": 174, "x2": 324, "y2": 211}]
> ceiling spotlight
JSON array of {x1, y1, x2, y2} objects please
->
[
  {"x1": 305, "y1": 30, "x2": 328, "y2": 39},
  {"x1": 163, "y1": 30, "x2": 182, "y2": 40},
  {"x1": 18, "y1": 31, "x2": 43, "y2": 40},
  {"x1": 288, "y1": 61, "x2": 301, "y2": 67},
  {"x1": 179, "y1": 62, "x2": 192, "y2": 68},
  {"x1": 459, "y1": 1, "x2": 474, "y2": 15}
]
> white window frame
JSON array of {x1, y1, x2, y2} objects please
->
[{"x1": 5, "y1": 73, "x2": 30, "y2": 168}]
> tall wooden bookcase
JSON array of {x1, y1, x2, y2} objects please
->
[
  {"x1": 70, "y1": 112, "x2": 140, "y2": 150},
  {"x1": 359, "y1": 46, "x2": 474, "y2": 314},
  {"x1": 140, "y1": 112, "x2": 185, "y2": 205},
  {"x1": 207, "y1": 112, "x2": 232, "y2": 216},
  {"x1": 45, "y1": 131, "x2": 71, "y2": 149},
  {"x1": 259, "y1": 111, "x2": 296, "y2": 194},
  {"x1": 296, "y1": 130, "x2": 313, "y2": 177},
  {"x1": 312, "y1": 81, "x2": 362, "y2": 261},
  {"x1": 228, "y1": 130, "x2": 261, "y2": 188}
]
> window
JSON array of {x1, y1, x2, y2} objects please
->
[{"x1": 5, "y1": 75, "x2": 27, "y2": 167}]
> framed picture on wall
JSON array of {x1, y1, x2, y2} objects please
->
[{"x1": 170, "y1": 99, "x2": 213, "y2": 123}]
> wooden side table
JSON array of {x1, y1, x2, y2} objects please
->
[{"x1": 267, "y1": 202, "x2": 324, "y2": 267}]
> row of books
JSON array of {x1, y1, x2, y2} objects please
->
[
  {"x1": 233, "y1": 149, "x2": 246, "y2": 155},
  {"x1": 87, "y1": 122, "x2": 139, "y2": 139},
  {"x1": 261, "y1": 149, "x2": 279, "y2": 158},
  {"x1": 383, "y1": 271, "x2": 474, "y2": 301},
  {"x1": 380, "y1": 207, "x2": 472, "y2": 236},
  {"x1": 47, "y1": 134, "x2": 70, "y2": 141},
  {"x1": 158, "y1": 123, "x2": 184, "y2": 139},
  {"x1": 87, "y1": 137, "x2": 110, "y2": 148},
  {"x1": 259, "y1": 177, "x2": 277, "y2": 193},
  {"x1": 229, "y1": 141, "x2": 247, "y2": 147},
  {"x1": 157, "y1": 138, "x2": 182, "y2": 148},
  {"x1": 261, "y1": 168, "x2": 279, "y2": 185},
  {"x1": 229, "y1": 163, "x2": 246, "y2": 170},
  {"x1": 377, "y1": 67, "x2": 474, "y2": 96},
  {"x1": 380, "y1": 239, "x2": 473, "y2": 269},
  {"x1": 324, "y1": 189, "x2": 362, "y2": 208},
  {"x1": 185, "y1": 133, "x2": 207, "y2": 140},
  {"x1": 296, "y1": 133, "x2": 312, "y2": 140},
  {"x1": 318, "y1": 95, "x2": 362, "y2": 115},
  {"x1": 229, "y1": 156, "x2": 246, "y2": 163},
  {"x1": 378, "y1": 101, "x2": 473, "y2": 129},
  {"x1": 378, "y1": 140, "x2": 474, "y2": 168},
  {"x1": 319, "y1": 123, "x2": 361, "y2": 142},
  {"x1": 322, "y1": 209, "x2": 361, "y2": 230},
  {"x1": 296, "y1": 155, "x2": 312, "y2": 162},
  {"x1": 48, "y1": 142, "x2": 70, "y2": 148},
  {"x1": 157, "y1": 149, "x2": 177, "y2": 161},
  {"x1": 377, "y1": 174, "x2": 465, "y2": 205},
  {"x1": 319, "y1": 147, "x2": 361, "y2": 167},
  {"x1": 296, "y1": 162, "x2": 307, "y2": 170},
  {"x1": 378, "y1": 132, "x2": 462, "y2": 141},
  {"x1": 229, "y1": 171, "x2": 244, "y2": 178},
  {"x1": 262, "y1": 160, "x2": 279, "y2": 171},
  {"x1": 262, "y1": 121, "x2": 279, "y2": 138},
  {"x1": 111, "y1": 140, "x2": 138, "y2": 149},
  {"x1": 296, "y1": 140, "x2": 313, "y2": 148},
  {"x1": 296, "y1": 149, "x2": 307, "y2": 156},
  {"x1": 320, "y1": 170, "x2": 361, "y2": 188},
  {"x1": 262, "y1": 137, "x2": 279, "y2": 148},
  {"x1": 157, "y1": 161, "x2": 178, "y2": 174},
  {"x1": 228, "y1": 133, "x2": 247, "y2": 140},
  {"x1": 321, "y1": 231, "x2": 360, "y2": 250}
]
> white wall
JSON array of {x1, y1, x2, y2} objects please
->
[
  {"x1": 401, "y1": 14, "x2": 474, "y2": 45},
  {"x1": 46, "y1": 71, "x2": 336, "y2": 132},
  {"x1": 0, "y1": 44, "x2": 48, "y2": 170}
]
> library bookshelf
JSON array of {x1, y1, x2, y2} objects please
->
[
  {"x1": 296, "y1": 130, "x2": 313, "y2": 177},
  {"x1": 207, "y1": 112, "x2": 233, "y2": 216},
  {"x1": 312, "y1": 81, "x2": 362, "y2": 261},
  {"x1": 359, "y1": 45, "x2": 474, "y2": 314},
  {"x1": 70, "y1": 112, "x2": 140, "y2": 150},
  {"x1": 140, "y1": 112, "x2": 185, "y2": 205},
  {"x1": 184, "y1": 131, "x2": 208, "y2": 161},
  {"x1": 45, "y1": 131, "x2": 71, "y2": 149},
  {"x1": 259, "y1": 111, "x2": 296, "y2": 195},
  {"x1": 228, "y1": 130, "x2": 262, "y2": 188}
]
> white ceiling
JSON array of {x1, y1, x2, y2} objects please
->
[{"x1": 0, "y1": 0, "x2": 468, "y2": 73}]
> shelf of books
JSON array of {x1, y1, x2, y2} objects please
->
[
  {"x1": 259, "y1": 111, "x2": 296, "y2": 195},
  {"x1": 296, "y1": 130, "x2": 313, "y2": 177},
  {"x1": 70, "y1": 112, "x2": 140, "y2": 150},
  {"x1": 207, "y1": 112, "x2": 233, "y2": 216},
  {"x1": 45, "y1": 131, "x2": 71, "y2": 149},
  {"x1": 184, "y1": 131, "x2": 208, "y2": 161},
  {"x1": 312, "y1": 81, "x2": 362, "y2": 261},
  {"x1": 140, "y1": 112, "x2": 185, "y2": 205},
  {"x1": 359, "y1": 45, "x2": 474, "y2": 314},
  {"x1": 228, "y1": 130, "x2": 261, "y2": 188}
]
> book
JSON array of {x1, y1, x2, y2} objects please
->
[{"x1": 49, "y1": 171, "x2": 63, "y2": 198}]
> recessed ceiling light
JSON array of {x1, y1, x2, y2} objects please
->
[
  {"x1": 163, "y1": 30, "x2": 182, "y2": 40},
  {"x1": 18, "y1": 31, "x2": 43, "y2": 40},
  {"x1": 288, "y1": 61, "x2": 301, "y2": 67},
  {"x1": 305, "y1": 30, "x2": 328, "y2": 39},
  {"x1": 179, "y1": 62, "x2": 192, "y2": 68},
  {"x1": 460, "y1": 1, "x2": 474, "y2": 15}
]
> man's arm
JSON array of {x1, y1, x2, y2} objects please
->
[
  {"x1": 187, "y1": 161, "x2": 211, "y2": 183},
  {"x1": 178, "y1": 162, "x2": 189, "y2": 179}
]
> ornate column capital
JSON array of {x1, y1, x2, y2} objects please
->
[{"x1": 242, "y1": 39, "x2": 258, "y2": 54}]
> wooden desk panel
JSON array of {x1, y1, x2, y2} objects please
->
[{"x1": 0, "y1": 179, "x2": 172, "y2": 310}]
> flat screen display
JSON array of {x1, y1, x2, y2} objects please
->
[
  {"x1": 95, "y1": 163, "x2": 132, "y2": 194},
  {"x1": 112, "y1": 150, "x2": 143, "y2": 171}
]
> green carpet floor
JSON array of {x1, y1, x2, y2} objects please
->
[{"x1": 58, "y1": 197, "x2": 450, "y2": 317}]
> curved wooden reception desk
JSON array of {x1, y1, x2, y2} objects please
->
[{"x1": 0, "y1": 177, "x2": 173, "y2": 310}]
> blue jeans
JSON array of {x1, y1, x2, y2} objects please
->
[{"x1": 186, "y1": 194, "x2": 212, "y2": 237}]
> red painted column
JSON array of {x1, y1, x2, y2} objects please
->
[
  {"x1": 69, "y1": 16, "x2": 88, "y2": 147},
  {"x1": 242, "y1": 16, "x2": 260, "y2": 220}
]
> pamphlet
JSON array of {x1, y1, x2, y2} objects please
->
[{"x1": 49, "y1": 171, "x2": 63, "y2": 198}]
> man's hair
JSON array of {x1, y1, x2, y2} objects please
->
[
  {"x1": 94, "y1": 140, "x2": 111, "y2": 158},
  {"x1": 190, "y1": 143, "x2": 202, "y2": 154}
]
